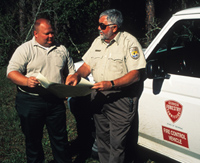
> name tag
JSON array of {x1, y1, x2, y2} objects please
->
[{"x1": 95, "y1": 50, "x2": 101, "y2": 52}]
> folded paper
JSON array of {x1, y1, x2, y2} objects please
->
[{"x1": 36, "y1": 73, "x2": 93, "y2": 98}]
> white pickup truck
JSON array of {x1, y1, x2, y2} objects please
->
[
  {"x1": 138, "y1": 7, "x2": 200, "y2": 163},
  {"x1": 71, "y1": 7, "x2": 200, "y2": 163}
]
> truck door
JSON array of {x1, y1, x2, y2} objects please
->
[{"x1": 138, "y1": 19, "x2": 200, "y2": 163}]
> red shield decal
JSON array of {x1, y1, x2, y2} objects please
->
[{"x1": 165, "y1": 100, "x2": 182, "y2": 123}]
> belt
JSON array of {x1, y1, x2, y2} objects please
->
[
  {"x1": 111, "y1": 82, "x2": 143, "y2": 98},
  {"x1": 18, "y1": 86, "x2": 39, "y2": 96},
  {"x1": 17, "y1": 86, "x2": 50, "y2": 96}
]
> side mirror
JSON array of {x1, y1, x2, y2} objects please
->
[{"x1": 146, "y1": 60, "x2": 170, "y2": 79}]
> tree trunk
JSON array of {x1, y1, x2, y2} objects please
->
[
  {"x1": 19, "y1": 0, "x2": 25, "y2": 37},
  {"x1": 32, "y1": 0, "x2": 37, "y2": 21},
  {"x1": 146, "y1": 0, "x2": 155, "y2": 44}
]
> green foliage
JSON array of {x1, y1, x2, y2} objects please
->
[
  {"x1": 0, "y1": 67, "x2": 26, "y2": 162},
  {"x1": 1, "y1": 0, "x2": 200, "y2": 66},
  {"x1": 67, "y1": 42, "x2": 90, "y2": 62},
  {"x1": 146, "y1": 159, "x2": 156, "y2": 163},
  {"x1": 143, "y1": 0, "x2": 200, "y2": 47},
  {"x1": 41, "y1": 0, "x2": 100, "y2": 59},
  {"x1": 0, "y1": 15, "x2": 18, "y2": 66},
  {"x1": 169, "y1": 0, "x2": 200, "y2": 12},
  {"x1": 0, "y1": 0, "x2": 103, "y2": 67}
]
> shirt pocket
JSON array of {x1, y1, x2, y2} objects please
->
[
  {"x1": 90, "y1": 51, "x2": 103, "y2": 70},
  {"x1": 54, "y1": 53, "x2": 66, "y2": 67},
  {"x1": 107, "y1": 54, "x2": 124, "y2": 74}
]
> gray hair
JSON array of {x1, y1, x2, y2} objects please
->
[{"x1": 99, "y1": 9, "x2": 123, "y2": 28}]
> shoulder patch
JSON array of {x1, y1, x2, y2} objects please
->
[{"x1": 130, "y1": 47, "x2": 140, "y2": 59}]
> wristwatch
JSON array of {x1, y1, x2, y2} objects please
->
[{"x1": 110, "y1": 80, "x2": 115, "y2": 88}]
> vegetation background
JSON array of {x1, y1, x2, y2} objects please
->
[{"x1": 0, "y1": 0, "x2": 199, "y2": 162}]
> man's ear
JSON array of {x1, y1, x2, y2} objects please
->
[
  {"x1": 34, "y1": 31, "x2": 37, "y2": 37},
  {"x1": 113, "y1": 25, "x2": 118, "y2": 33}
]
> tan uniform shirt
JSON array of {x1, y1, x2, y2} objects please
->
[
  {"x1": 7, "y1": 37, "x2": 75, "y2": 84},
  {"x1": 83, "y1": 31, "x2": 146, "y2": 83}
]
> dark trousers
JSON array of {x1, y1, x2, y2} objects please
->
[
  {"x1": 15, "y1": 91, "x2": 72, "y2": 163},
  {"x1": 91, "y1": 90, "x2": 139, "y2": 163},
  {"x1": 69, "y1": 95, "x2": 95, "y2": 149}
]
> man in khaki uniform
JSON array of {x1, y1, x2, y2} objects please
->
[{"x1": 66, "y1": 9, "x2": 146, "y2": 163}]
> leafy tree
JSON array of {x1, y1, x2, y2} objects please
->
[
  {"x1": 1, "y1": 0, "x2": 200, "y2": 67},
  {"x1": 0, "y1": 0, "x2": 103, "y2": 65}
]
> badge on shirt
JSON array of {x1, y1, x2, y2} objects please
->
[{"x1": 130, "y1": 47, "x2": 140, "y2": 59}]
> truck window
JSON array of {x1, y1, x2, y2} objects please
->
[{"x1": 149, "y1": 19, "x2": 200, "y2": 78}]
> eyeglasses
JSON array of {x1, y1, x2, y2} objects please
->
[{"x1": 99, "y1": 23, "x2": 115, "y2": 30}]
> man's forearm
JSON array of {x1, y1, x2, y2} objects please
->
[
  {"x1": 76, "y1": 62, "x2": 91, "y2": 79},
  {"x1": 7, "y1": 71, "x2": 39, "y2": 87},
  {"x1": 7, "y1": 71, "x2": 28, "y2": 86},
  {"x1": 113, "y1": 70, "x2": 140, "y2": 88},
  {"x1": 91, "y1": 70, "x2": 140, "y2": 91}
]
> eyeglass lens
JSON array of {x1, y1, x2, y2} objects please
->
[{"x1": 99, "y1": 23, "x2": 107, "y2": 30}]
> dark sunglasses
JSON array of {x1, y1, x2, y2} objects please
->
[{"x1": 99, "y1": 23, "x2": 115, "y2": 30}]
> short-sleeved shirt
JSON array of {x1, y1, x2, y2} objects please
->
[
  {"x1": 82, "y1": 31, "x2": 146, "y2": 83},
  {"x1": 7, "y1": 37, "x2": 75, "y2": 84}
]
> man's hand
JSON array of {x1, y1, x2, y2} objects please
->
[
  {"x1": 92, "y1": 81, "x2": 112, "y2": 91},
  {"x1": 65, "y1": 62, "x2": 91, "y2": 86},
  {"x1": 27, "y1": 77, "x2": 40, "y2": 88},
  {"x1": 65, "y1": 73, "x2": 79, "y2": 86},
  {"x1": 91, "y1": 70, "x2": 140, "y2": 91}
]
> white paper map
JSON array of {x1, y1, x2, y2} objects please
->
[{"x1": 36, "y1": 73, "x2": 93, "y2": 98}]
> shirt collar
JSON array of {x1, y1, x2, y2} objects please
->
[
  {"x1": 113, "y1": 32, "x2": 121, "y2": 45},
  {"x1": 32, "y1": 36, "x2": 56, "y2": 51}
]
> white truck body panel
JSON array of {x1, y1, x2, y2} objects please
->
[{"x1": 138, "y1": 7, "x2": 200, "y2": 163}]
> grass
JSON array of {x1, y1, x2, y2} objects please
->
[{"x1": 0, "y1": 66, "x2": 99, "y2": 163}]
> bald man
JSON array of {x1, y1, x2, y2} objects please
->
[{"x1": 7, "y1": 18, "x2": 75, "y2": 163}]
